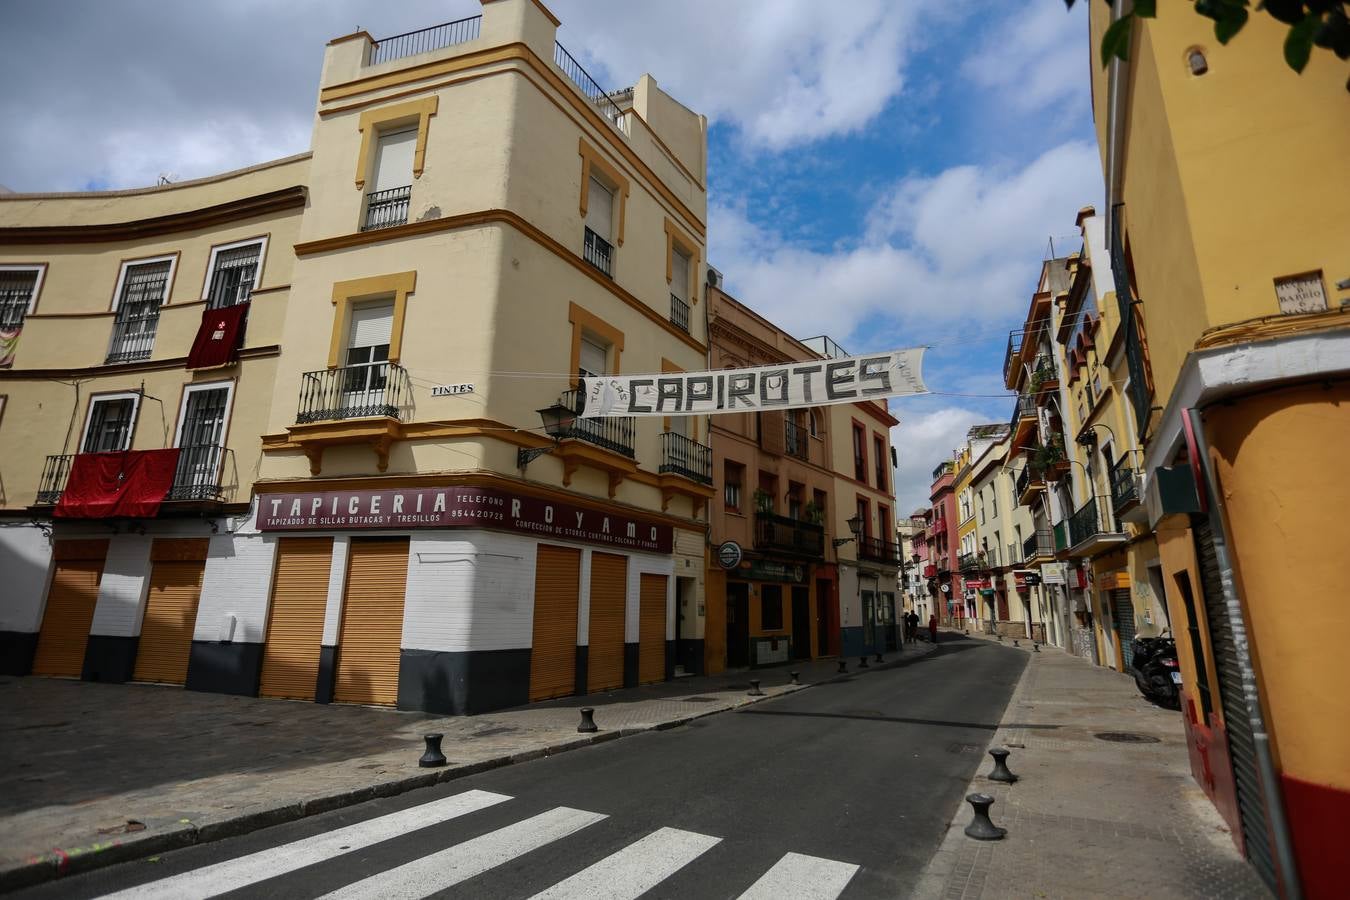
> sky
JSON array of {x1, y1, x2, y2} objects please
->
[{"x1": 0, "y1": 0, "x2": 1104, "y2": 515}]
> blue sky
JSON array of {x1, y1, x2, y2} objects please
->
[{"x1": 0, "y1": 0, "x2": 1104, "y2": 513}]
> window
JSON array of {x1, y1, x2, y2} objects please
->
[
  {"x1": 856, "y1": 497, "x2": 870, "y2": 539},
  {"x1": 724, "y1": 462, "x2": 743, "y2": 511},
  {"x1": 0, "y1": 265, "x2": 46, "y2": 335},
  {"x1": 583, "y1": 176, "x2": 616, "y2": 277},
  {"x1": 174, "y1": 383, "x2": 233, "y2": 498},
  {"x1": 108, "y1": 257, "x2": 174, "y2": 363},
  {"x1": 991, "y1": 491, "x2": 997, "y2": 518},
  {"x1": 578, "y1": 334, "x2": 609, "y2": 378},
  {"x1": 978, "y1": 492, "x2": 986, "y2": 525},
  {"x1": 809, "y1": 409, "x2": 820, "y2": 437},
  {"x1": 204, "y1": 239, "x2": 264, "y2": 309},
  {"x1": 343, "y1": 300, "x2": 394, "y2": 399},
  {"x1": 669, "y1": 246, "x2": 691, "y2": 332},
  {"x1": 813, "y1": 489, "x2": 827, "y2": 522},
  {"x1": 761, "y1": 584, "x2": 783, "y2": 631},
  {"x1": 757, "y1": 472, "x2": 777, "y2": 514},
  {"x1": 82, "y1": 393, "x2": 140, "y2": 453},
  {"x1": 877, "y1": 504, "x2": 890, "y2": 541},
  {"x1": 787, "y1": 483, "x2": 804, "y2": 520},
  {"x1": 852, "y1": 423, "x2": 866, "y2": 483},
  {"x1": 874, "y1": 435, "x2": 887, "y2": 491},
  {"x1": 364, "y1": 128, "x2": 415, "y2": 231}
]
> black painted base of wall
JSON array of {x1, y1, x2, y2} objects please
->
[
  {"x1": 623, "y1": 642, "x2": 639, "y2": 688},
  {"x1": 316, "y1": 645, "x2": 337, "y2": 704},
  {"x1": 574, "y1": 645, "x2": 588, "y2": 698},
  {"x1": 664, "y1": 640, "x2": 676, "y2": 681},
  {"x1": 675, "y1": 638, "x2": 704, "y2": 676},
  {"x1": 82, "y1": 635, "x2": 139, "y2": 683},
  {"x1": 185, "y1": 641, "x2": 264, "y2": 697},
  {"x1": 398, "y1": 648, "x2": 530, "y2": 715},
  {"x1": 0, "y1": 631, "x2": 38, "y2": 676}
]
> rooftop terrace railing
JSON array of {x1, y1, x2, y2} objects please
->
[{"x1": 369, "y1": 17, "x2": 481, "y2": 66}]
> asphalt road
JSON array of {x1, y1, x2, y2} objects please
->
[{"x1": 17, "y1": 636, "x2": 1027, "y2": 900}]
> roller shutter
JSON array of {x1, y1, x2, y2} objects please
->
[
  {"x1": 1112, "y1": 587, "x2": 1137, "y2": 669},
  {"x1": 32, "y1": 540, "x2": 109, "y2": 677},
  {"x1": 334, "y1": 538, "x2": 409, "y2": 707},
  {"x1": 586, "y1": 552, "x2": 627, "y2": 693},
  {"x1": 133, "y1": 539, "x2": 209, "y2": 684},
  {"x1": 260, "y1": 537, "x2": 333, "y2": 701},
  {"x1": 638, "y1": 573, "x2": 667, "y2": 685},
  {"x1": 529, "y1": 545, "x2": 581, "y2": 701},
  {"x1": 1196, "y1": 520, "x2": 1277, "y2": 893}
]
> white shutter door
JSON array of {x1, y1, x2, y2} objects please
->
[
  {"x1": 578, "y1": 336, "x2": 607, "y2": 377},
  {"x1": 349, "y1": 302, "x2": 394, "y2": 350},
  {"x1": 671, "y1": 249, "x2": 690, "y2": 301},
  {"x1": 372, "y1": 129, "x2": 416, "y2": 193},
  {"x1": 586, "y1": 178, "x2": 613, "y2": 239}
]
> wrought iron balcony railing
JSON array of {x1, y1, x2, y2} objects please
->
[
  {"x1": 1013, "y1": 393, "x2": 1036, "y2": 421},
  {"x1": 362, "y1": 185, "x2": 411, "y2": 231},
  {"x1": 554, "y1": 41, "x2": 628, "y2": 132},
  {"x1": 559, "y1": 389, "x2": 635, "y2": 458},
  {"x1": 106, "y1": 308, "x2": 160, "y2": 363},
  {"x1": 754, "y1": 511, "x2": 825, "y2": 558},
  {"x1": 35, "y1": 446, "x2": 235, "y2": 505},
  {"x1": 1069, "y1": 495, "x2": 1119, "y2": 547},
  {"x1": 583, "y1": 227, "x2": 613, "y2": 277},
  {"x1": 1110, "y1": 455, "x2": 1142, "y2": 514},
  {"x1": 958, "y1": 552, "x2": 985, "y2": 573},
  {"x1": 669, "y1": 293, "x2": 690, "y2": 333},
  {"x1": 659, "y1": 431, "x2": 711, "y2": 484},
  {"x1": 297, "y1": 362, "x2": 412, "y2": 423},
  {"x1": 36, "y1": 454, "x2": 74, "y2": 504},
  {"x1": 859, "y1": 536, "x2": 902, "y2": 565},
  {"x1": 1022, "y1": 529, "x2": 1054, "y2": 561},
  {"x1": 369, "y1": 16, "x2": 481, "y2": 65},
  {"x1": 785, "y1": 420, "x2": 809, "y2": 460}
]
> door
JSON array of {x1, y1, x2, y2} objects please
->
[
  {"x1": 1112, "y1": 587, "x2": 1137, "y2": 668},
  {"x1": 883, "y1": 592, "x2": 898, "y2": 650},
  {"x1": 862, "y1": 590, "x2": 876, "y2": 650},
  {"x1": 32, "y1": 540, "x2": 108, "y2": 677},
  {"x1": 638, "y1": 573, "x2": 667, "y2": 684},
  {"x1": 705, "y1": 574, "x2": 726, "y2": 675},
  {"x1": 587, "y1": 552, "x2": 627, "y2": 693},
  {"x1": 726, "y1": 582, "x2": 750, "y2": 668},
  {"x1": 133, "y1": 539, "x2": 208, "y2": 684},
  {"x1": 815, "y1": 579, "x2": 831, "y2": 656},
  {"x1": 791, "y1": 586, "x2": 811, "y2": 660},
  {"x1": 175, "y1": 387, "x2": 229, "y2": 499},
  {"x1": 529, "y1": 545, "x2": 580, "y2": 702},
  {"x1": 260, "y1": 537, "x2": 333, "y2": 701},
  {"x1": 334, "y1": 538, "x2": 409, "y2": 706}
]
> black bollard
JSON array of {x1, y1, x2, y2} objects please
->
[
  {"x1": 964, "y1": 793, "x2": 1006, "y2": 841},
  {"x1": 875, "y1": 653, "x2": 883, "y2": 664},
  {"x1": 858, "y1": 656, "x2": 869, "y2": 669},
  {"x1": 748, "y1": 679, "x2": 764, "y2": 696},
  {"x1": 1033, "y1": 642, "x2": 1041, "y2": 653},
  {"x1": 1013, "y1": 639, "x2": 1019, "y2": 647},
  {"x1": 790, "y1": 671, "x2": 800, "y2": 685},
  {"x1": 988, "y1": 747, "x2": 1018, "y2": 783},
  {"x1": 577, "y1": 707, "x2": 598, "y2": 733},
  {"x1": 838, "y1": 660, "x2": 848, "y2": 673},
  {"x1": 419, "y1": 733, "x2": 447, "y2": 768},
  {"x1": 998, "y1": 634, "x2": 1004, "y2": 643}
]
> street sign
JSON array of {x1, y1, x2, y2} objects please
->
[
  {"x1": 431, "y1": 383, "x2": 475, "y2": 396},
  {"x1": 717, "y1": 541, "x2": 743, "y2": 570}
]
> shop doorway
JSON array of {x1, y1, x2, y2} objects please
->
[
  {"x1": 791, "y1": 586, "x2": 810, "y2": 660},
  {"x1": 815, "y1": 579, "x2": 831, "y2": 656},
  {"x1": 726, "y1": 582, "x2": 749, "y2": 668}
]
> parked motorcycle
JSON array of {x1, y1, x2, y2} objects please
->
[{"x1": 1129, "y1": 632, "x2": 1181, "y2": 710}]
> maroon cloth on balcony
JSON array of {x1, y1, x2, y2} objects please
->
[
  {"x1": 186, "y1": 303, "x2": 248, "y2": 369},
  {"x1": 54, "y1": 449, "x2": 181, "y2": 519}
]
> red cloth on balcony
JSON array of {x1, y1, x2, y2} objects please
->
[
  {"x1": 186, "y1": 303, "x2": 248, "y2": 369},
  {"x1": 54, "y1": 449, "x2": 181, "y2": 519}
]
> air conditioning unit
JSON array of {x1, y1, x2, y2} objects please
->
[{"x1": 705, "y1": 266, "x2": 723, "y2": 289}]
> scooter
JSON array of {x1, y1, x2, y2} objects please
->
[{"x1": 1129, "y1": 631, "x2": 1181, "y2": 710}]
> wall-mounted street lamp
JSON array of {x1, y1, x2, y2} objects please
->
[
  {"x1": 517, "y1": 402, "x2": 575, "y2": 470},
  {"x1": 832, "y1": 514, "x2": 864, "y2": 549}
]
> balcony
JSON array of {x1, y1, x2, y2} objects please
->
[
  {"x1": 859, "y1": 536, "x2": 901, "y2": 565},
  {"x1": 754, "y1": 511, "x2": 825, "y2": 558},
  {"x1": 958, "y1": 552, "x2": 986, "y2": 574},
  {"x1": 35, "y1": 446, "x2": 236, "y2": 507},
  {"x1": 1022, "y1": 529, "x2": 1054, "y2": 565},
  {"x1": 923, "y1": 563, "x2": 938, "y2": 578},
  {"x1": 1010, "y1": 394, "x2": 1037, "y2": 451},
  {"x1": 558, "y1": 389, "x2": 634, "y2": 458},
  {"x1": 297, "y1": 362, "x2": 412, "y2": 424},
  {"x1": 669, "y1": 293, "x2": 690, "y2": 333},
  {"x1": 1016, "y1": 465, "x2": 1045, "y2": 505},
  {"x1": 1003, "y1": 329, "x2": 1026, "y2": 389},
  {"x1": 1030, "y1": 353, "x2": 1059, "y2": 402},
  {"x1": 1110, "y1": 455, "x2": 1144, "y2": 521},
  {"x1": 369, "y1": 16, "x2": 481, "y2": 66},
  {"x1": 583, "y1": 227, "x2": 613, "y2": 277},
  {"x1": 785, "y1": 420, "x2": 809, "y2": 460},
  {"x1": 554, "y1": 41, "x2": 629, "y2": 134},
  {"x1": 659, "y1": 432, "x2": 711, "y2": 484},
  {"x1": 362, "y1": 185, "x2": 411, "y2": 231},
  {"x1": 1067, "y1": 495, "x2": 1127, "y2": 557}
]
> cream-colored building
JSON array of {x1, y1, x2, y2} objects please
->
[{"x1": 0, "y1": 0, "x2": 714, "y2": 715}]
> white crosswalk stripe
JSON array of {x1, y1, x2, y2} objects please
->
[
  {"x1": 96, "y1": 789, "x2": 511, "y2": 900},
  {"x1": 529, "y1": 826, "x2": 722, "y2": 900},
  {"x1": 736, "y1": 851, "x2": 861, "y2": 899},
  {"x1": 317, "y1": 806, "x2": 608, "y2": 900}
]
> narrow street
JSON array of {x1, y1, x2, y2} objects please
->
[{"x1": 12, "y1": 638, "x2": 1026, "y2": 899}]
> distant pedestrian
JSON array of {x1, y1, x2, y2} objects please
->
[
  {"x1": 907, "y1": 611, "x2": 919, "y2": 644},
  {"x1": 928, "y1": 614, "x2": 938, "y2": 644}
]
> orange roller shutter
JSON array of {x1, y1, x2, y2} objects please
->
[
  {"x1": 529, "y1": 544, "x2": 581, "y2": 702},
  {"x1": 260, "y1": 537, "x2": 333, "y2": 701},
  {"x1": 333, "y1": 538, "x2": 409, "y2": 707},
  {"x1": 587, "y1": 552, "x2": 627, "y2": 693},
  {"x1": 133, "y1": 557, "x2": 205, "y2": 684},
  {"x1": 638, "y1": 573, "x2": 667, "y2": 685},
  {"x1": 32, "y1": 542, "x2": 108, "y2": 677}
]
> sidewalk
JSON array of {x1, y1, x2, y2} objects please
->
[
  {"x1": 913, "y1": 636, "x2": 1269, "y2": 899},
  {"x1": 0, "y1": 640, "x2": 937, "y2": 890}
]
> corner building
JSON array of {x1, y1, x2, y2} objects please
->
[{"x1": 2, "y1": 0, "x2": 714, "y2": 715}]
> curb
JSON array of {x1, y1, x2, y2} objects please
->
[{"x1": 0, "y1": 643, "x2": 935, "y2": 892}]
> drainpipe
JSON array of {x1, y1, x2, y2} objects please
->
[{"x1": 1186, "y1": 408, "x2": 1301, "y2": 899}]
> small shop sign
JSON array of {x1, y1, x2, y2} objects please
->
[{"x1": 742, "y1": 559, "x2": 807, "y2": 583}]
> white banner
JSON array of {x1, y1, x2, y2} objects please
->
[{"x1": 577, "y1": 347, "x2": 926, "y2": 418}]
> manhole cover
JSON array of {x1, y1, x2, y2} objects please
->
[
  {"x1": 1095, "y1": 732, "x2": 1160, "y2": 743},
  {"x1": 682, "y1": 696, "x2": 719, "y2": 703}
]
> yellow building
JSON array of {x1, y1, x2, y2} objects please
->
[
  {"x1": 1089, "y1": 4, "x2": 1350, "y2": 896},
  {"x1": 0, "y1": 0, "x2": 714, "y2": 716}
]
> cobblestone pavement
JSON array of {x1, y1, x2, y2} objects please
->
[
  {"x1": 912, "y1": 637, "x2": 1270, "y2": 900},
  {"x1": 0, "y1": 640, "x2": 936, "y2": 889}
]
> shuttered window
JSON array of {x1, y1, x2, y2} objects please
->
[
  {"x1": 260, "y1": 537, "x2": 333, "y2": 701},
  {"x1": 333, "y1": 538, "x2": 409, "y2": 707},
  {"x1": 529, "y1": 545, "x2": 581, "y2": 701},
  {"x1": 578, "y1": 335, "x2": 608, "y2": 379},
  {"x1": 638, "y1": 573, "x2": 667, "y2": 685},
  {"x1": 586, "y1": 552, "x2": 628, "y2": 693},
  {"x1": 586, "y1": 177, "x2": 614, "y2": 241},
  {"x1": 372, "y1": 129, "x2": 416, "y2": 193}
]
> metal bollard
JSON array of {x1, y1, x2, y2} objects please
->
[
  {"x1": 875, "y1": 653, "x2": 883, "y2": 664},
  {"x1": 858, "y1": 656, "x2": 869, "y2": 669},
  {"x1": 963, "y1": 793, "x2": 1006, "y2": 841},
  {"x1": 998, "y1": 634, "x2": 1004, "y2": 642},
  {"x1": 987, "y1": 747, "x2": 1018, "y2": 783},
  {"x1": 419, "y1": 733, "x2": 447, "y2": 768},
  {"x1": 789, "y1": 671, "x2": 800, "y2": 685},
  {"x1": 1013, "y1": 639, "x2": 1019, "y2": 647},
  {"x1": 838, "y1": 660, "x2": 848, "y2": 673},
  {"x1": 577, "y1": 707, "x2": 598, "y2": 733},
  {"x1": 1033, "y1": 642, "x2": 1041, "y2": 653},
  {"x1": 748, "y1": 679, "x2": 764, "y2": 696}
]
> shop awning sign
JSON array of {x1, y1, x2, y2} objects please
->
[{"x1": 577, "y1": 347, "x2": 926, "y2": 418}]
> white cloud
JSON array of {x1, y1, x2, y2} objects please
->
[
  {"x1": 961, "y1": 0, "x2": 1090, "y2": 115},
  {"x1": 889, "y1": 405, "x2": 992, "y2": 515}
]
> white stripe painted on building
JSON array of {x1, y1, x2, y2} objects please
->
[
  {"x1": 318, "y1": 806, "x2": 607, "y2": 900},
  {"x1": 402, "y1": 533, "x2": 535, "y2": 651},
  {"x1": 97, "y1": 790, "x2": 511, "y2": 900},
  {"x1": 735, "y1": 851, "x2": 860, "y2": 900},
  {"x1": 194, "y1": 533, "x2": 276, "y2": 643},
  {"x1": 0, "y1": 524, "x2": 54, "y2": 633},
  {"x1": 88, "y1": 534, "x2": 152, "y2": 637},
  {"x1": 529, "y1": 826, "x2": 721, "y2": 900},
  {"x1": 320, "y1": 535, "x2": 349, "y2": 646}
]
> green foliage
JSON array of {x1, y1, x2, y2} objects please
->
[
  {"x1": 1064, "y1": 0, "x2": 1350, "y2": 88},
  {"x1": 753, "y1": 489, "x2": 774, "y2": 514}
]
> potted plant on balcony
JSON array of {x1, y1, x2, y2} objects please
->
[
  {"x1": 753, "y1": 489, "x2": 774, "y2": 515},
  {"x1": 801, "y1": 501, "x2": 824, "y2": 525}
]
